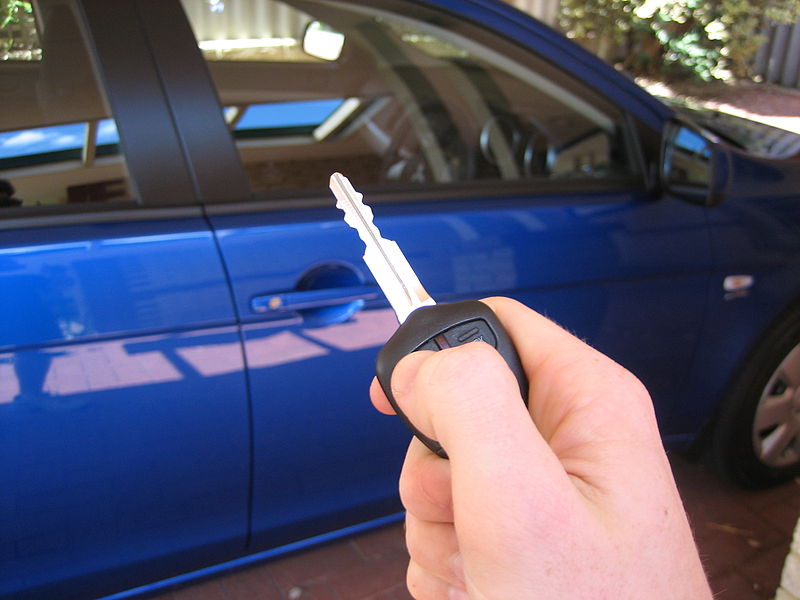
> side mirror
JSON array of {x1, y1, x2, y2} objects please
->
[
  {"x1": 661, "y1": 120, "x2": 730, "y2": 206},
  {"x1": 302, "y1": 21, "x2": 345, "y2": 61}
]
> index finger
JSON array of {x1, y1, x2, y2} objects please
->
[{"x1": 370, "y1": 374, "x2": 395, "y2": 415}]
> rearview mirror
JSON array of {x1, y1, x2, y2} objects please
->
[
  {"x1": 661, "y1": 121, "x2": 730, "y2": 206},
  {"x1": 303, "y1": 21, "x2": 345, "y2": 61}
]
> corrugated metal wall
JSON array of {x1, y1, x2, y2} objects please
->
[
  {"x1": 507, "y1": 0, "x2": 559, "y2": 26},
  {"x1": 184, "y1": 0, "x2": 795, "y2": 90},
  {"x1": 182, "y1": 0, "x2": 309, "y2": 42},
  {"x1": 183, "y1": 0, "x2": 560, "y2": 43},
  {"x1": 754, "y1": 18, "x2": 800, "y2": 88},
  {"x1": 510, "y1": 1, "x2": 799, "y2": 91}
]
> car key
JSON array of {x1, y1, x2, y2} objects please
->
[{"x1": 329, "y1": 172, "x2": 528, "y2": 458}]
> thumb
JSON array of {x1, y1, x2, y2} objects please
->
[
  {"x1": 391, "y1": 342, "x2": 532, "y2": 460},
  {"x1": 390, "y1": 342, "x2": 577, "y2": 521}
]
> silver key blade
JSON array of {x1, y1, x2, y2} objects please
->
[{"x1": 330, "y1": 172, "x2": 435, "y2": 323}]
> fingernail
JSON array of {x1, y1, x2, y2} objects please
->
[{"x1": 390, "y1": 352, "x2": 429, "y2": 400}]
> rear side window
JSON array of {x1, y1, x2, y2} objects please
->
[
  {"x1": 0, "y1": 0, "x2": 134, "y2": 209},
  {"x1": 181, "y1": 0, "x2": 633, "y2": 195}
]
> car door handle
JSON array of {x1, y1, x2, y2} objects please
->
[{"x1": 250, "y1": 285, "x2": 380, "y2": 314}]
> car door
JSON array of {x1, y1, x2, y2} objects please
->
[
  {"x1": 171, "y1": 0, "x2": 713, "y2": 551},
  {"x1": 0, "y1": 2, "x2": 249, "y2": 598}
]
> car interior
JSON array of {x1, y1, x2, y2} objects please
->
[
  {"x1": 0, "y1": 1, "x2": 134, "y2": 207},
  {"x1": 201, "y1": 0, "x2": 627, "y2": 193},
  {"x1": 0, "y1": 0, "x2": 627, "y2": 209}
]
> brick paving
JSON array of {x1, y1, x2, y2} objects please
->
[
  {"x1": 672, "y1": 455, "x2": 800, "y2": 599},
  {"x1": 151, "y1": 453, "x2": 800, "y2": 600}
]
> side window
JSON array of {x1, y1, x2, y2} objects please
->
[
  {"x1": 0, "y1": 0, "x2": 134, "y2": 210},
  {"x1": 181, "y1": 0, "x2": 631, "y2": 194}
]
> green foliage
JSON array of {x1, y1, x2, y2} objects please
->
[
  {"x1": 1, "y1": 0, "x2": 36, "y2": 60},
  {"x1": 647, "y1": 0, "x2": 721, "y2": 80},
  {"x1": 558, "y1": 0, "x2": 800, "y2": 81},
  {"x1": 2, "y1": 1, "x2": 31, "y2": 31},
  {"x1": 559, "y1": 0, "x2": 643, "y2": 49}
]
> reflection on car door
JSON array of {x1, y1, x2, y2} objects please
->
[
  {"x1": 0, "y1": 220, "x2": 251, "y2": 599},
  {"x1": 207, "y1": 208, "x2": 410, "y2": 549}
]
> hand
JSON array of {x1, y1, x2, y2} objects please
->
[{"x1": 370, "y1": 297, "x2": 711, "y2": 600}]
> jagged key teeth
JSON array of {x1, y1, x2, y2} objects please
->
[
  {"x1": 330, "y1": 172, "x2": 379, "y2": 245},
  {"x1": 329, "y1": 172, "x2": 435, "y2": 323}
]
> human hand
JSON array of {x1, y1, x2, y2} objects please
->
[{"x1": 369, "y1": 297, "x2": 711, "y2": 600}]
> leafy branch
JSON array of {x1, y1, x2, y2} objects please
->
[
  {"x1": 1, "y1": 0, "x2": 37, "y2": 60},
  {"x1": 559, "y1": 0, "x2": 800, "y2": 81}
]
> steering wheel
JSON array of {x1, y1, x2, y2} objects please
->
[
  {"x1": 479, "y1": 113, "x2": 553, "y2": 178},
  {"x1": 381, "y1": 103, "x2": 475, "y2": 183}
]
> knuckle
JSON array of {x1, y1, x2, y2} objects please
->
[
  {"x1": 403, "y1": 519, "x2": 425, "y2": 563},
  {"x1": 398, "y1": 451, "x2": 453, "y2": 521}
]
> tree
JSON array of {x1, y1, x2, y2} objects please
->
[
  {"x1": 558, "y1": 0, "x2": 800, "y2": 81},
  {"x1": 1, "y1": 1, "x2": 38, "y2": 61},
  {"x1": 558, "y1": 0, "x2": 643, "y2": 61}
]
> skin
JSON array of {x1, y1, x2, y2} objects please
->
[{"x1": 369, "y1": 297, "x2": 712, "y2": 600}]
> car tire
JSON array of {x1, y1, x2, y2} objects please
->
[{"x1": 711, "y1": 305, "x2": 800, "y2": 488}]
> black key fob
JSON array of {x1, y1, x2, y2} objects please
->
[{"x1": 376, "y1": 300, "x2": 529, "y2": 458}]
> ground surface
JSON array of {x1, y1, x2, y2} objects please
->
[
  {"x1": 642, "y1": 78, "x2": 800, "y2": 134},
  {"x1": 149, "y1": 453, "x2": 800, "y2": 600}
]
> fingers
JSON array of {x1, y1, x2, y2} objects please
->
[
  {"x1": 407, "y1": 560, "x2": 468, "y2": 600},
  {"x1": 399, "y1": 438, "x2": 453, "y2": 522},
  {"x1": 401, "y1": 442, "x2": 465, "y2": 600},
  {"x1": 389, "y1": 337, "x2": 581, "y2": 555},
  {"x1": 389, "y1": 338, "x2": 565, "y2": 483},
  {"x1": 369, "y1": 375, "x2": 395, "y2": 415},
  {"x1": 405, "y1": 514, "x2": 464, "y2": 589},
  {"x1": 368, "y1": 297, "x2": 709, "y2": 600},
  {"x1": 371, "y1": 296, "x2": 655, "y2": 445},
  {"x1": 370, "y1": 350, "x2": 436, "y2": 417},
  {"x1": 375, "y1": 296, "x2": 664, "y2": 527}
]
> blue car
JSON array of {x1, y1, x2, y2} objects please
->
[{"x1": 1, "y1": 0, "x2": 799, "y2": 597}]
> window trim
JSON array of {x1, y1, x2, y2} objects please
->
[
  {"x1": 204, "y1": 175, "x2": 649, "y2": 219},
  {"x1": 132, "y1": 0, "x2": 250, "y2": 204},
  {"x1": 0, "y1": 204, "x2": 206, "y2": 231},
  {"x1": 79, "y1": 0, "x2": 202, "y2": 207}
]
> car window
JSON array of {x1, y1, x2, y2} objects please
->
[
  {"x1": 181, "y1": 0, "x2": 634, "y2": 196},
  {"x1": 0, "y1": 0, "x2": 134, "y2": 210}
]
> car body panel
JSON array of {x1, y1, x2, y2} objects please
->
[
  {"x1": 678, "y1": 152, "x2": 800, "y2": 432},
  {"x1": 0, "y1": 219, "x2": 250, "y2": 599},
  {"x1": 208, "y1": 208, "x2": 410, "y2": 550}
]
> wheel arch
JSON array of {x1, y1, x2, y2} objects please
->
[{"x1": 694, "y1": 292, "x2": 800, "y2": 486}]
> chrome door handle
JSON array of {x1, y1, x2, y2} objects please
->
[{"x1": 250, "y1": 285, "x2": 379, "y2": 314}]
